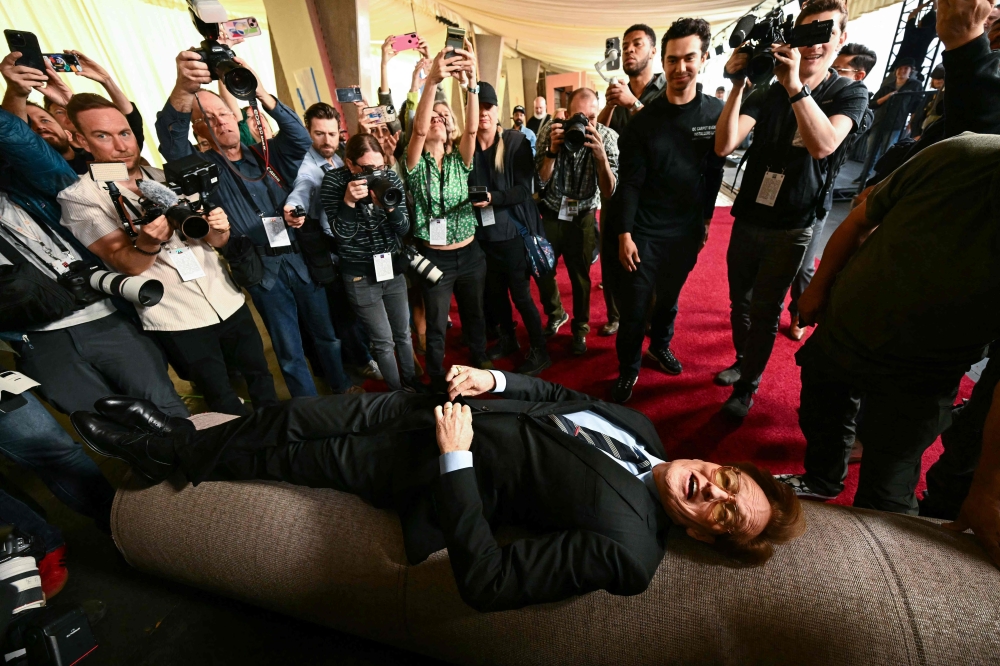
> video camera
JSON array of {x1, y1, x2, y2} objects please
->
[
  {"x1": 188, "y1": 3, "x2": 257, "y2": 100},
  {"x1": 724, "y1": 8, "x2": 834, "y2": 85},
  {"x1": 134, "y1": 154, "x2": 222, "y2": 241},
  {"x1": 351, "y1": 167, "x2": 403, "y2": 208},
  {"x1": 552, "y1": 113, "x2": 589, "y2": 153}
]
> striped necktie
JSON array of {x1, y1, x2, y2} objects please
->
[{"x1": 547, "y1": 413, "x2": 651, "y2": 475}]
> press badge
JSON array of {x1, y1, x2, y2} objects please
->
[
  {"x1": 373, "y1": 253, "x2": 394, "y2": 282},
  {"x1": 262, "y1": 216, "x2": 291, "y2": 247},
  {"x1": 756, "y1": 172, "x2": 785, "y2": 207},
  {"x1": 429, "y1": 218, "x2": 448, "y2": 245},
  {"x1": 558, "y1": 197, "x2": 579, "y2": 221},
  {"x1": 480, "y1": 206, "x2": 496, "y2": 227},
  {"x1": 167, "y1": 246, "x2": 206, "y2": 282}
]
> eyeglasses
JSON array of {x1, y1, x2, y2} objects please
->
[
  {"x1": 708, "y1": 466, "x2": 742, "y2": 534},
  {"x1": 834, "y1": 67, "x2": 859, "y2": 76},
  {"x1": 193, "y1": 111, "x2": 236, "y2": 127}
]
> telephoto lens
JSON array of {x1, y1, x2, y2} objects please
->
[
  {"x1": 562, "y1": 113, "x2": 589, "y2": 153},
  {"x1": 0, "y1": 526, "x2": 44, "y2": 616},
  {"x1": 196, "y1": 39, "x2": 258, "y2": 100},
  {"x1": 88, "y1": 269, "x2": 164, "y2": 307},
  {"x1": 164, "y1": 204, "x2": 210, "y2": 240},
  {"x1": 404, "y1": 245, "x2": 443, "y2": 285},
  {"x1": 369, "y1": 175, "x2": 404, "y2": 208}
]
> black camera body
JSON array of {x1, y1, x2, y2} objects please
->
[
  {"x1": 554, "y1": 113, "x2": 590, "y2": 153},
  {"x1": 189, "y1": 12, "x2": 258, "y2": 100},
  {"x1": 138, "y1": 154, "x2": 222, "y2": 240},
  {"x1": 351, "y1": 168, "x2": 403, "y2": 209},
  {"x1": 725, "y1": 8, "x2": 834, "y2": 85},
  {"x1": 291, "y1": 205, "x2": 307, "y2": 219}
]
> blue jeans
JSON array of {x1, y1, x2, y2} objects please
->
[
  {"x1": 0, "y1": 490, "x2": 63, "y2": 555},
  {"x1": 0, "y1": 393, "x2": 114, "y2": 529},
  {"x1": 249, "y1": 261, "x2": 352, "y2": 395}
]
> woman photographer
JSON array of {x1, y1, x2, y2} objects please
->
[
  {"x1": 405, "y1": 43, "x2": 490, "y2": 392},
  {"x1": 470, "y1": 83, "x2": 550, "y2": 376},
  {"x1": 321, "y1": 134, "x2": 419, "y2": 392}
]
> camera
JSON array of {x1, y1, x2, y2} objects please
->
[
  {"x1": 468, "y1": 185, "x2": 489, "y2": 204},
  {"x1": 351, "y1": 167, "x2": 403, "y2": 208},
  {"x1": 133, "y1": 155, "x2": 223, "y2": 240},
  {"x1": 554, "y1": 113, "x2": 589, "y2": 153},
  {"x1": 0, "y1": 525, "x2": 44, "y2": 617},
  {"x1": 58, "y1": 261, "x2": 164, "y2": 308},
  {"x1": 725, "y1": 8, "x2": 834, "y2": 85},
  {"x1": 291, "y1": 205, "x2": 306, "y2": 218},
  {"x1": 189, "y1": 11, "x2": 257, "y2": 100},
  {"x1": 403, "y1": 245, "x2": 443, "y2": 285}
]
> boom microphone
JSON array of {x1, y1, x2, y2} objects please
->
[
  {"x1": 137, "y1": 179, "x2": 211, "y2": 240},
  {"x1": 138, "y1": 179, "x2": 180, "y2": 208},
  {"x1": 730, "y1": 14, "x2": 758, "y2": 48}
]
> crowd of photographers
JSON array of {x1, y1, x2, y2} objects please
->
[{"x1": 1, "y1": 0, "x2": 1000, "y2": 640}]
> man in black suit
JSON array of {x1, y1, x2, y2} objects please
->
[{"x1": 72, "y1": 367, "x2": 804, "y2": 612}]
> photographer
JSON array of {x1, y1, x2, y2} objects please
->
[
  {"x1": 320, "y1": 135, "x2": 419, "y2": 392},
  {"x1": 156, "y1": 50, "x2": 358, "y2": 398},
  {"x1": 534, "y1": 88, "x2": 618, "y2": 356},
  {"x1": 405, "y1": 45, "x2": 490, "y2": 392},
  {"x1": 609, "y1": 18, "x2": 724, "y2": 403},
  {"x1": 470, "y1": 81, "x2": 551, "y2": 377},
  {"x1": 713, "y1": 0, "x2": 869, "y2": 419},
  {"x1": 58, "y1": 93, "x2": 278, "y2": 416}
]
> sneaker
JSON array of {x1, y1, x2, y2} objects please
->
[
  {"x1": 599, "y1": 321, "x2": 619, "y2": 336},
  {"x1": 486, "y1": 332, "x2": 520, "y2": 360},
  {"x1": 611, "y1": 374, "x2": 637, "y2": 403},
  {"x1": 571, "y1": 334, "x2": 587, "y2": 356},
  {"x1": 646, "y1": 347, "x2": 682, "y2": 375},
  {"x1": 775, "y1": 474, "x2": 837, "y2": 500},
  {"x1": 516, "y1": 347, "x2": 552, "y2": 376},
  {"x1": 720, "y1": 386, "x2": 754, "y2": 418},
  {"x1": 543, "y1": 313, "x2": 569, "y2": 337},
  {"x1": 714, "y1": 361, "x2": 742, "y2": 386},
  {"x1": 37, "y1": 545, "x2": 69, "y2": 599},
  {"x1": 357, "y1": 360, "x2": 383, "y2": 382}
]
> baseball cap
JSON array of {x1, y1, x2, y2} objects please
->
[{"x1": 478, "y1": 81, "x2": 499, "y2": 107}]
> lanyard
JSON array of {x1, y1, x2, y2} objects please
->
[
  {"x1": 425, "y1": 156, "x2": 447, "y2": 219},
  {"x1": 0, "y1": 226, "x2": 71, "y2": 279}
]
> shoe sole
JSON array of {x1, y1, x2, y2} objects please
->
[{"x1": 645, "y1": 350, "x2": 682, "y2": 375}]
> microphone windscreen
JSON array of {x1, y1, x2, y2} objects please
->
[
  {"x1": 138, "y1": 179, "x2": 180, "y2": 209},
  {"x1": 730, "y1": 14, "x2": 758, "y2": 48}
]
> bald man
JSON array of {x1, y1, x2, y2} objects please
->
[{"x1": 526, "y1": 96, "x2": 550, "y2": 135}]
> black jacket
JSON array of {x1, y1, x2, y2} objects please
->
[{"x1": 470, "y1": 128, "x2": 544, "y2": 242}]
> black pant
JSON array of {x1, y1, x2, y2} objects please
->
[
  {"x1": 799, "y1": 351, "x2": 958, "y2": 514},
  {"x1": 600, "y1": 212, "x2": 620, "y2": 325},
  {"x1": 480, "y1": 237, "x2": 545, "y2": 349},
  {"x1": 420, "y1": 241, "x2": 488, "y2": 379},
  {"x1": 727, "y1": 220, "x2": 813, "y2": 392},
  {"x1": 536, "y1": 206, "x2": 597, "y2": 335},
  {"x1": 615, "y1": 232, "x2": 701, "y2": 378},
  {"x1": 155, "y1": 304, "x2": 279, "y2": 416},
  {"x1": 923, "y1": 354, "x2": 1000, "y2": 518}
]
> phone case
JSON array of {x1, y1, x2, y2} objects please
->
[
  {"x1": 391, "y1": 33, "x2": 419, "y2": 52},
  {"x1": 336, "y1": 87, "x2": 363, "y2": 103},
  {"x1": 222, "y1": 17, "x2": 262, "y2": 39},
  {"x1": 44, "y1": 54, "x2": 82, "y2": 73},
  {"x1": 4, "y1": 30, "x2": 45, "y2": 73}
]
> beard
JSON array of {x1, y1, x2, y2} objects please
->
[
  {"x1": 40, "y1": 132, "x2": 70, "y2": 154},
  {"x1": 623, "y1": 54, "x2": 651, "y2": 77}
]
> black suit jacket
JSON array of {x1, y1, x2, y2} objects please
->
[{"x1": 385, "y1": 373, "x2": 671, "y2": 612}]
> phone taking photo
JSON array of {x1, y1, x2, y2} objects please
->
[
  {"x1": 391, "y1": 33, "x2": 420, "y2": 53},
  {"x1": 44, "y1": 53, "x2": 82, "y2": 73},
  {"x1": 336, "y1": 87, "x2": 364, "y2": 103},
  {"x1": 220, "y1": 17, "x2": 262, "y2": 40},
  {"x1": 605, "y1": 37, "x2": 621, "y2": 70},
  {"x1": 445, "y1": 27, "x2": 466, "y2": 55},
  {"x1": 4, "y1": 29, "x2": 45, "y2": 74}
]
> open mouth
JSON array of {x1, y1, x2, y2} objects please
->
[{"x1": 686, "y1": 473, "x2": 698, "y2": 500}]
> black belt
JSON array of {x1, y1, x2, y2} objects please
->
[{"x1": 254, "y1": 241, "x2": 301, "y2": 257}]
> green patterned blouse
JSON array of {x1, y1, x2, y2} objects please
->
[{"x1": 406, "y1": 150, "x2": 477, "y2": 245}]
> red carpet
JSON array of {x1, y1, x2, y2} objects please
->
[{"x1": 436, "y1": 207, "x2": 973, "y2": 507}]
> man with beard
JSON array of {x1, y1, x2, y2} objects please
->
[
  {"x1": 609, "y1": 18, "x2": 725, "y2": 403},
  {"x1": 526, "y1": 96, "x2": 550, "y2": 135},
  {"x1": 57, "y1": 93, "x2": 279, "y2": 417}
]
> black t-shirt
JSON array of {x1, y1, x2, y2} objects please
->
[
  {"x1": 732, "y1": 70, "x2": 869, "y2": 229},
  {"x1": 612, "y1": 92, "x2": 725, "y2": 240},
  {"x1": 526, "y1": 114, "x2": 550, "y2": 135}
]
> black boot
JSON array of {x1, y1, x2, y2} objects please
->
[
  {"x1": 487, "y1": 330, "x2": 520, "y2": 360},
  {"x1": 516, "y1": 346, "x2": 552, "y2": 376}
]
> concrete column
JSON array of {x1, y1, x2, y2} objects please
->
[
  {"x1": 475, "y1": 34, "x2": 505, "y2": 88},
  {"x1": 269, "y1": 31, "x2": 294, "y2": 110},
  {"x1": 312, "y1": 0, "x2": 373, "y2": 134},
  {"x1": 504, "y1": 58, "x2": 525, "y2": 120},
  {"x1": 521, "y1": 58, "x2": 540, "y2": 112},
  {"x1": 262, "y1": 0, "x2": 336, "y2": 117}
]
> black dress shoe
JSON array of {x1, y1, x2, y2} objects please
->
[
  {"x1": 71, "y1": 412, "x2": 177, "y2": 484},
  {"x1": 94, "y1": 396, "x2": 195, "y2": 437}
]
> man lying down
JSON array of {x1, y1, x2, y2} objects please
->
[{"x1": 72, "y1": 368, "x2": 804, "y2": 612}]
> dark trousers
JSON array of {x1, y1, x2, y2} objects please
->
[
  {"x1": 600, "y1": 213, "x2": 620, "y2": 324},
  {"x1": 788, "y1": 215, "x2": 827, "y2": 319},
  {"x1": 420, "y1": 241, "x2": 488, "y2": 380},
  {"x1": 799, "y1": 354, "x2": 958, "y2": 514},
  {"x1": 156, "y1": 304, "x2": 278, "y2": 416},
  {"x1": 615, "y1": 232, "x2": 701, "y2": 378},
  {"x1": 326, "y1": 278, "x2": 373, "y2": 368},
  {"x1": 727, "y1": 220, "x2": 813, "y2": 392},
  {"x1": 536, "y1": 207, "x2": 597, "y2": 335},
  {"x1": 18, "y1": 312, "x2": 187, "y2": 417},
  {"x1": 923, "y1": 355, "x2": 1000, "y2": 518},
  {"x1": 481, "y1": 237, "x2": 545, "y2": 349}
]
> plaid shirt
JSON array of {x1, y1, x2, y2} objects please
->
[{"x1": 535, "y1": 121, "x2": 619, "y2": 214}]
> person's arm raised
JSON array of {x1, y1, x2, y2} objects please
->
[
  {"x1": 774, "y1": 45, "x2": 854, "y2": 159},
  {"x1": 67, "y1": 50, "x2": 134, "y2": 116},
  {"x1": 406, "y1": 48, "x2": 462, "y2": 170},
  {"x1": 167, "y1": 50, "x2": 212, "y2": 114},
  {"x1": 714, "y1": 50, "x2": 755, "y2": 156},
  {"x1": 458, "y1": 44, "x2": 479, "y2": 169},
  {"x1": 0, "y1": 52, "x2": 47, "y2": 121}
]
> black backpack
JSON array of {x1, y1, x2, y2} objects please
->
[{"x1": 814, "y1": 77, "x2": 875, "y2": 218}]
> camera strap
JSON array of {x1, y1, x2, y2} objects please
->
[
  {"x1": 424, "y1": 158, "x2": 448, "y2": 219},
  {"x1": 230, "y1": 163, "x2": 282, "y2": 219},
  {"x1": 0, "y1": 228, "x2": 65, "y2": 280}
]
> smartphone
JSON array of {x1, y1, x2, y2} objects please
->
[
  {"x1": 391, "y1": 33, "x2": 420, "y2": 53},
  {"x1": 468, "y1": 186, "x2": 489, "y2": 204},
  {"x1": 361, "y1": 106, "x2": 386, "y2": 125},
  {"x1": 4, "y1": 30, "x2": 46, "y2": 74},
  {"x1": 43, "y1": 53, "x2": 82, "y2": 73},
  {"x1": 220, "y1": 17, "x2": 262, "y2": 40},
  {"x1": 605, "y1": 37, "x2": 621, "y2": 70},
  {"x1": 89, "y1": 162, "x2": 130, "y2": 183},
  {"x1": 445, "y1": 27, "x2": 466, "y2": 55},
  {"x1": 335, "y1": 87, "x2": 364, "y2": 103}
]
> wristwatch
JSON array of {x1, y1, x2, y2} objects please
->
[
  {"x1": 789, "y1": 85, "x2": 811, "y2": 104},
  {"x1": 631, "y1": 99, "x2": 644, "y2": 112},
  {"x1": 467, "y1": 84, "x2": 480, "y2": 94}
]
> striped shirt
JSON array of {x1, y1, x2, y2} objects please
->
[
  {"x1": 320, "y1": 166, "x2": 409, "y2": 277},
  {"x1": 57, "y1": 168, "x2": 245, "y2": 332}
]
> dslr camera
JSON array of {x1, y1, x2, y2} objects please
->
[
  {"x1": 189, "y1": 9, "x2": 257, "y2": 100},
  {"x1": 1, "y1": 525, "x2": 44, "y2": 617},
  {"x1": 725, "y1": 8, "x2": 834, "y2": 85},
  {"x1": 351, "y1": 167, "x2": 404, "y2": 209},
  {"x1": 552, "y1": 113, "x2": 590, "y2": 153},
  {"x1": 58, "y1": 261, "x2": 164, "y2": 308},
  {"x1": 135, "y1": 154, "x2": 222, "y2": 240}
]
